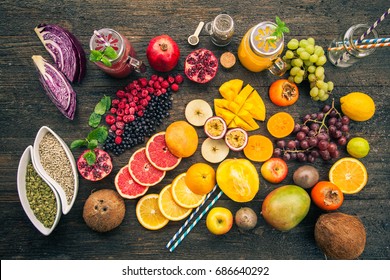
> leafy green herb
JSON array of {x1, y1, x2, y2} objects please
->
[
  {"x1": 87, "y1": 126, "x2": 108, "y2": 144},
  {"x1": 89, "y1": 112, "x2": 102, "y2": 128},
  {"x1": 89, "y1": 95, "x2": 111, "y2": 128},
  {"x1": 83, "y1": 150, "x2": 97, "y2": 166},
  {"x1": 89, "y1": 46, "x2": 118, "y2": 67},
  {"x1": 272, "y1": 16, "x2": 290, "y2": 39},
  {"x1": 70, "y1": 139, "x2": 88, "y2": 149}
]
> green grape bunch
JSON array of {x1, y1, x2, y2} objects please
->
[{"x1": 282, "y1": 38, "x2": 334, "y2": 101}]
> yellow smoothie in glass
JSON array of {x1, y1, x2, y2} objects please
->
[{"x1": 238, "y1": 22, "x2": 284, "y2": 72}]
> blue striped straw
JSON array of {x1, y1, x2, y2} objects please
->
[
  {"x1": 166, "y1": 185, "x2": 218, "y2": 249},
  {"x1": 168, "y1": 190, "x2": 223, "y2": 252}
]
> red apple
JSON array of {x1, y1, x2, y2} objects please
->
[
  {"x1": 260, "y1": 158, "x2": 288, "y2": 184},
  {"x1": 206, "y1": 207, "x2": 233, "y2": 235}
]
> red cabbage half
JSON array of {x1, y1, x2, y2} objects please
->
[
  {"x1": 32, "y1": 55, "x2": 77, "y2": 120},
  {"x1": 35, "y1": 23, "x2": 86, "y2": 83}
]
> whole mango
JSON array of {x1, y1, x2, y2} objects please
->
[{"x1": 262, "y1": 185, "x2": 310, "y2": 231}]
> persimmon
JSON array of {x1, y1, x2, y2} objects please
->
[
  {"x1": 269, "y1": 79, "x2": 299, "y2": 106},
  {"x1": 243, "y1": 135, "x2": 274, "y2": 162},
  {"x1": 266, "y1": 112, "x2": 295, "y2": 138},
  {"x1": 311, "y1": 181, "x2": 344, "y2": 211}
]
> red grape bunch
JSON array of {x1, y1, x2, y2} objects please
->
[{"x1": 273, "y1": 100, "x2": 350, "y2": 163}]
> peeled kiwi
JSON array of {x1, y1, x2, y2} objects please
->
[
  {"x1": 83, "y1": 189, "x2": 126, "y2": 232},
  {"x1": 314, "y1": 212, "x2": 366, "y2": 259}
]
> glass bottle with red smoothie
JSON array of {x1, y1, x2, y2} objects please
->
[{"x1": 89, "y1": 28, "x2": 146, "y2": 78}]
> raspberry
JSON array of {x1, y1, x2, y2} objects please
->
[
  {"x1": 105, "y1": 114, "x2": 116, "y2": 125},
  {"x1": 115, "y1": 136, "x2": 123, "y2": 145},
  {"x1": 161, "y1": 80, "x2": 170, "y2": 89},
  {"x1": 175, "y1": 74, "x2": 184, "y2": 84},
  {"x1": 116, "y1": 129, "x2": 124, "y2": 136},
  {"x1": 171, "y1": 83, "x2": 179, "y2": 92},
  {"x1": 137, "y1": 110, "x2": 144, "y2": 117},
  {"x1": 110, "y1": 124, "x2": 117, "y2": 131},
  {"x1": 138, "y1": 78, "x2": 148, "y2": 88},
  {"x1": 110, "y1": 107, "x2": 117, "y2": 114},
  {"x1": 158, "y1": 76, "x2": 164, "y2": 83},
  {"x1": 111, "y1": 99, "x2": 120, "y2": 107},
  {"x1": 167, "y1": 75, "x2": 175, "y2": 84},
  {"x1": 151, "y1": 74, "x2": 158, "y2": 81},
  {"x1": 118, "y1": 101, "x2": 126, "y2": 109},
  {"x1": 153, "y1": 81, "x2": 161, "y2": 89},
  {"x1": 116, "y1": 108, "x2": 125, "y2": 116},
  {"x1": 116, "y1": 121, "x2": 125, "y2": 130},
  {"x1": 116, "y1": 90, "x2": 126, "y2": 98}
]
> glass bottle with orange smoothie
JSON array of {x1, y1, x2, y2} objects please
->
[
  {"x1": 89, "y1": 28, "x2": 146, "y2": 78},
  {"x1": 238, "y1": 22, "x2": 286, "y2": 75}
]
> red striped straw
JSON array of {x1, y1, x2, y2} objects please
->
[
  {"x1": 335, "y1": 8, "x2": 390, "y2": 65},
  {"x1": 329, "y1": 42, "x2": 390, "y2": 51},
  {"x1": 93, "y1": 30, "x2": 110, "y2": 47}
]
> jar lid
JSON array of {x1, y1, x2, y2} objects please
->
[
  {"x1": 89, "y1": 28, "x2": 124, "y2": 63},
  {"x1": 250, "y1": 22, "x2": 283, "y2": 56}
]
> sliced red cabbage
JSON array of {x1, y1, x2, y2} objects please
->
[
  {"x1": 32, "y1": 55, "x2": 77, "y2": 120},
  {"x1": 35, "y1": 24, "x2": 86, "y2": 83}
]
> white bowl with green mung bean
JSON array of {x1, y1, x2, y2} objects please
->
[
  {"x1": 17, "y1": 145, "x2": 62, "y2": 235},
  {"x1": 32, "y1": 126, "x2": 79, "y2": 215}
]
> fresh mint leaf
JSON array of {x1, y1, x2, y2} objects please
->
[
  {"x1": 272, "y1": 16, "x2": 289, "y2": 39},
  {"x1": 100, "y1": 56, "x2": 112, "y2": 67},
  {"x1": 70, "y1": 139, "x2": 88, "y2": 149},
  {"x1": 87, "y1": 139, "x2": 98, "y2": 150},
  {"x1": 89, "y1": 50, "x2": 103, "y2": 62},
  {"x1": 101, "y1": 95, "x2": 111, "y2": 111},
  {"x1": 104, "y1": 46, "x2": 118, "y2": 60},
  {"x1": 87, "y1": 126, "x2": 108, "y2": 143},
  {"x1": 83, "y1": 150, "x2": 96, "y2": 166},
  {"x1": 89, "y1": 112, "x2": 102, "y2": 128},
  {"x1": 94, "y1": 100, "x2": 107, "y2": 115}
]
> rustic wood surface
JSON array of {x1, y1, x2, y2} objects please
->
[{"x1": 0, "y1": 0, "x2": 389, "y2": 260}]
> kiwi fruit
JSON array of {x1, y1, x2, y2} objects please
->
[{"x1": 83, "y1": 189, "x2": 126, "y2": 232}]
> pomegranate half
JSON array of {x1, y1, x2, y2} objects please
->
[
  {"x1": 184, "y1": 48, "x2": 218, "y2": 84},
  {"x1": 77, "y1": 148, "x2": 113, "y2": 181}
]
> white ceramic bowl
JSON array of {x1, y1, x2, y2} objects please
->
[
  {"x1": 17, "y1": 145, "x2": 62, "y2": 235},
  {"x1": 32, "y1": 126, "x2": 79, "y2": 215}
]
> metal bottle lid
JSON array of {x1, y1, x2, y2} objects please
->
[
  {"x1": 249, "y1": 22, "x2": 284, "y2": 57},
  {"x1": 89, "y1": 28, "x2": 124, "y2": 63}
]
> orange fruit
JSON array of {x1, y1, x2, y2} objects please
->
[
  {"x1": 185, "y1": 163, "x2": 216, "y2": 195},
  {"x1": 165, "y1": 121, "x2": 198, "y2": 158},
  {"x1": 267, "y1": 112, "x2": 295, "y2": 138},
  {"x1": 329, "y1": 157, "x2": 368, "y2": 194},
  {"x1": 216, "y1": 158, "x2": 259, "y2": 202},
  {"x1": 171, "y1": 173, "x2": 206, "y2": 208},
  {"x1": 243, "y1": 135, "x2": 274, "y2": 162},
  {"x1": 136, "y1": 194, "x2": 169, "y2": 230},
  {"x1": 158, "y1": 184, "x2": 192, "y2": 221}
]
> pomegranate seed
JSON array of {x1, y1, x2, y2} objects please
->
[
  {"x1": 137, "y1": 110, "x2": 144, "y2": 117},
  {"x1": 116, "y1": 121, "x2": 125, "y2": 130},
  {"x1": 175, "y1": 74, "x2": 184, "y2": 84},
  {"x1": 110, "y1": 124, "x2": 117, "y2": 131},
  {"x1": 161, "y1": 80, "x2": 170, "y2": 89},
  {"x1": 116, "y1": 129, "x2": 124, "y2": 136},
  {"x1": 171, "y1": 83, "x2": 179, "y2": 92},
  {"x1": 116, "y1": 108, "x2": 125, "y2": 116},
  {"x1": 105, "y1": 114, "x2": 116, "y2": 125},
  {"x1": 110, "y1": 108, "x2": 117, "y2": 114},
  {"x1": 114, "y1": 136, "x2": 122, "y2": 145},
  {"x1": 138, "y1": 78, "x2": 148, "y2": 87},
  {"x1": 116, "y1": 90, "x2": 126, "y2": 98},
  {"x1": 151, "y1": 74, "x2": 158, "y2": 81},
  {"x1": 167, "y1": 75, "x2": 175, "y2": 84}
]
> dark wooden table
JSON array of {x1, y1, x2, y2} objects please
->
[{"x1": 1, "y1": 0, "x2": 389, "y2": 260}]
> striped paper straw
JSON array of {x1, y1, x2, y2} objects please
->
[
  {"x1": 93, "y1": 30, "x2": 110, "y2": 46},
  {"x1": 335, "y1": 8, "x2": 390, "y2": 65},
  {"x1": 168, "y1": 190, "x2": 223, "y2": 252},
  {"x1": 166, "y1": 185, "x2": 218, "y2": 249},
  {"x1": 328, "y1": 42, "x2": 390, "y2": 51},
  {"x1": 332, "y1": 37, "x2": 390, "y2": 47}
]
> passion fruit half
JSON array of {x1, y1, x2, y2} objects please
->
[
  {"x1": 204, "y1": 116, "x2": 227, "y2": 140},
  {"x1": 224, "y1": 128, "x2": 248, "y2": 151}
]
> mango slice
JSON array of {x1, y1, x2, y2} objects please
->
[{"x1": 219, "y1": 79, "x2": 244, "y2": 100}]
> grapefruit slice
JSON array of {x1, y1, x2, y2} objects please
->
[
  {"x1": 145, "y1": 132, "x2": 181, "y2": 171},
  {"x1": 158, "y1": 184, "x2": 192, "y2": 221},
  {"x1": 115, "y1": 165, "x2": 149, "y2": 199},
  {"x1": 136, "y1": 194, "x2": 169, "y2": 230},
  {"x1": 128, "y1": 147, "x2": 166, "y2": 187}
]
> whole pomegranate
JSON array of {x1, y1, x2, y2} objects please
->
[
  {"x1": 77, "y1": 148, "x2": 113, "y2": 181},
  {"x1": 146, "y1": 34, "x2": 180, "y2": 72},
  {"x1": 184, "y1": 48, "x2": 218, "y2": 83}
]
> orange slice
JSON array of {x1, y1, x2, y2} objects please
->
[
  {"x1": 158, "y1": 184, "x2": 192, "y2": 221},
  {"x1": 136, "y1": 194, "x2": 169, "y2": 230},
  {"x1": 267, "y1": 112, "x2": 295, "y2": 138},
  {"x1": 329, "y1": 157, "x2": 368, "y2": 194},
  {"x1": 171, "y1": 173, "x2": 206, "y2": 208},
  {"x1": 243, "y1": 135, "x2": 274, "y2": 162}
]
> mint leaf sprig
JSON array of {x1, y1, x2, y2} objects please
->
[
  {"x1": 89, "y1": 46, "x2": 118, "y2": 67},
  {"x1": 272, "y1": 16, "x2": 290, "y2": 39},
  {"x1": 89, "y1": 95, "x2": 111, "y2": 128},
  {"x1": 70, "y1": 126, "x2": 108, "y2": 165}
]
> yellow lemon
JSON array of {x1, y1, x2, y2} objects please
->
[
  {"x1": 340, "y1": 92, "x2": 375, "y2": 121},
  {"x1": 347, "y1": 137, "x2": 370, "y2": 158}
]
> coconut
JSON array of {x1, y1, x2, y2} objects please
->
[
  {"x1": 314, "y1": 212, "x2": 366, "y2": 259},
  {"x1": 83, "y1": 189, "x2": 126, "y2": 232}
]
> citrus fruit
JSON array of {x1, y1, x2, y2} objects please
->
[
  {"x1": 243, "y1": 135, "x2": 274, "y2": 162},
  {"x1": 145, "y1": 132, "x2": 181, "y2": 171},
  {"x1": 158, "y1": 184, "x2": 192, "y2": 221},
  {"x1": 267, "y1": 112, "x2": 295, "y2": 138},
  {"x1": 216, "y1": 158, "x2": 259, "y2": 202},
  {"x1": 185, "y1": 163, "x2": 216, "y2": 195},
  {"x1": 171, "y1": 173, "x2": 206, "y2": 208},
  {"x1": 165, "y1": 121, "x2": 199, "y2": 158},
  {"x1": 329, "y1": 157, "x2": 368, "y2": 194},
  {"x1": 346, "y1": 137, "x2": 370, "y2": 158},
  {"x1": 115, "y1": 165, "x2": 149, "y2": 199},
  {"x1": 136, "y1": 194, "x2": 169, "y2": 230},
  {"x1": 340, "y1": 92, "x2": 375, "y2": 121},
  {"x1": 128, "y1": 147, "x2": 166, "y2": 187}
]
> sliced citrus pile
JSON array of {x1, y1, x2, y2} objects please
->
[
  {"x1": 214, "y1": 79, "x2": 266, "y2": 131},
  {"x1": 171, "y1": 173, "x2": 206, "y2": 208},
  {"x1": 329, "y1": 157, "x2": 368, "y2": 194},
  {"x1": 267, "y1": 112, "x2": 295, "y2": 138},
  {"x1": 243, "y1": 135, "x2": 274, "y2": 162},
  {"x1": 136, "y1": 194, "x2": 169, "y2": 230},
  {"x1": 158, "y1": 184, "x2": 192, "y2": 221}
]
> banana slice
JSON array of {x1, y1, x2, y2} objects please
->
[
  {"x1": 201, "y1": 138, "x2": 230, "y2": 163},
  {"x1": 185, "y1": 99, "x2": 213, "y2": 126}
]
